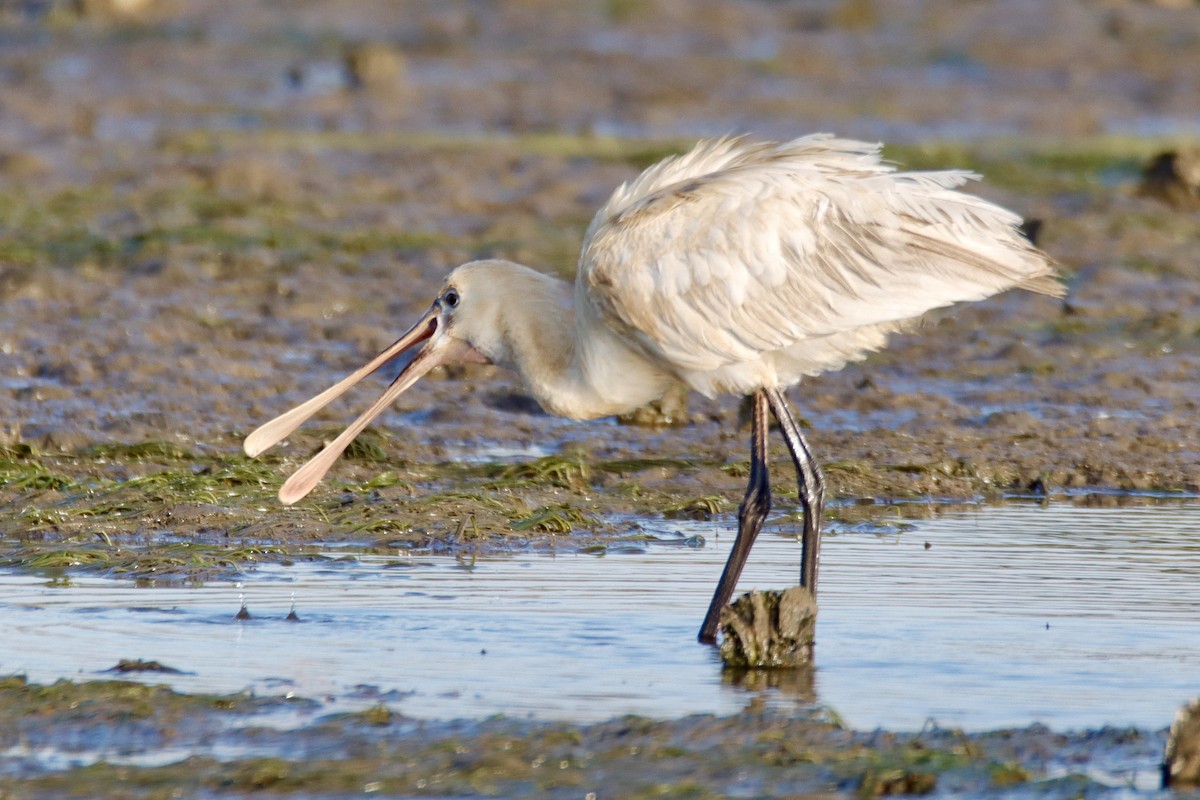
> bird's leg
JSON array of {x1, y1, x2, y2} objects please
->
[
  {"x1": 765, "y1": 388, "x2": 825, "y2": 595},
  {"x1": 699, "y1": 390, "x2": 771, "y2": 644}
]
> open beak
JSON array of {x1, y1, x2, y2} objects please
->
[{"x1": 242, "y1": 304, "x2": 482, "y2": 505}]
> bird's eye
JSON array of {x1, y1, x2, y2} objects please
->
[{"x1": 443, "y1": 289, "x2": 460, "y2": 309}]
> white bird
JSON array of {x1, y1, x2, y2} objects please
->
[{"x1": 244, "y1": 134, "x2": 1063, "y2": 643}]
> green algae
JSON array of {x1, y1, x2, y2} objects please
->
[
  {"x1": 1, "y1": 425, "x2": 1190, "y2": 585},
  {"x1": 2, "y1": 541, "x2": 291, "y2": 579},
  {"x1": 509, "y1": 504, "x2": 595, "y2": 534},
  {"x1": 883, "y1": 138, "x2": 1154, "y2": 196},
  {"x1": 662, "y1": 495, "x2": 726, "y2": 520},
  {"x1": 0, "y1": 177, "x2": 453, "y2": 287},
  {"x1": 486, "y1": 454, "x2": 591, "y2": 490},
  {"x1": 342, "y1": 429, "x2": 391, "y2": 462},
  {"x1": 156, "y1": 127, "x2": 692, "y2": 167},
  {"x1": 0, "y1": 459, "x2": 78, "y2": 492},
  {"x1": 83, "y1": 441, "x2": 197, "y2": 461},
  {"x1": 0, "y1": 677, "x2": 1120, "y2": 800},
  {"x1": 0, "y1": 675, "x2": 297, "y2": 720}
]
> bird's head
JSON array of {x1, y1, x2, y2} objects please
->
[
  {"x1": 428, "y1": 259, "x2": 570, "y2": 369},
  {"x1": 242, "y1": 259, "x2": 560, "y2": 504},
  {"x1": 394, "y1": 260, "x2": 504, "y2": 375}
]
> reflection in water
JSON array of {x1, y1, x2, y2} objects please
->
[
  {"x1": 722, "y1": 664, "x2": 815, "y2": 704},
  {"x1": 1, "y1": 502, "x2": 1199, "y2": 730}
]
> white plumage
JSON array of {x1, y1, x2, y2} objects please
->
[
  {"x1": 244, "y1": 133, "x2": 1062, "y2": 642},
  {"x1": 578, "y1": 135, "x2": 1056, "y2": 399}
]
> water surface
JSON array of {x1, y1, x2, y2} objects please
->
[{"x1": 3, "y1": 503, "x2": 1199, "y2": 731}]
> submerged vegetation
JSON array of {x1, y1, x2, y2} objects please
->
[{"x1": 0, "y1": 675, "x2": 1162, "y2": 799}]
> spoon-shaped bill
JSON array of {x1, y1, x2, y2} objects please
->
[
  {"x1": 242, "y1": 309, "x2": 437, "y2": 458},
  {"x1": 276, "y1": 337, "x2": 485, "y2": 505}
]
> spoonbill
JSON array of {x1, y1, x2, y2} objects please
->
[{"x1": 244, "y1": 134, "x2": 1062, "y2": 643}]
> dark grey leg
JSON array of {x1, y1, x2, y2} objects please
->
[
  {"x1": 765, "y1": 388, "x2": 825, "y2": 595},
  {"x1": 699, "y1": 390, "x2": 771, "y2": 643}
]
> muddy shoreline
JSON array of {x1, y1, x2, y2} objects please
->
[
  {"x1": 0, "y1": 676, "x2": 1168, "y2": 799},
  {"x1": 2, "y1": 0, "x2": 1200, "y2": 795}
]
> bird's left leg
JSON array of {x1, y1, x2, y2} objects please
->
[
  {"x1": 698, "y1": 390, "x2": 771, "y2": 644},
  {"x1": 765, "y1": 388, "x2": 825, "y2": 596}
]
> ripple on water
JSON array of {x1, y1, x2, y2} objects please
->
[{"x1": 2, "y1": 503, "x2": 1199, "y2": 732}]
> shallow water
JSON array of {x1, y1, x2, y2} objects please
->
[{"x1": 3, "y1": 503, "x2": 1199, "y2": 732}]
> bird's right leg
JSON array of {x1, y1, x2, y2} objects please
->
[
  {"x1": 698, "y1": 390, "x2": 771, "y2": 644},
  {"x1": 766, "y1": 387, "x2": 825, "y2": 596}
]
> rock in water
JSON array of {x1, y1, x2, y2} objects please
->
[
  {"x1": 1164, "y1": 698, "x2": 1200, "y2": 789},
  {"x1": 719, "y1": 587, "x2": 815, "y2": 668}
]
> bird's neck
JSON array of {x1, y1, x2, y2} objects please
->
[{"x1": 492, "y1": 267, "x2": 673, "y2": 421}]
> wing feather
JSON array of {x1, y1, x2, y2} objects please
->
[{"x1": 578, "y1": 135, "x2": 1061, "y2": 392}]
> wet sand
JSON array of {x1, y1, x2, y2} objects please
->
[{"x1": 0, "y1": 674, "x2": 1167, "y2": 798}]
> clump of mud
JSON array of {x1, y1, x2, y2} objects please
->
[
  {"x1": 344, "y1": 41, "x2": 408, "y2": 93},
  {"x1": 616, "y1": 384, "x2": 690, "y2": 427},
  {"x1": 1139, "y1": 148, "x2": 1200, "y2": 210},
  {"x1": 719, "y1": 587, "x2": 815, "y2": 668}
]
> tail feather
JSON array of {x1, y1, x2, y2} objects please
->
[{"x1": 1018, "y1": 272, "x2": 1066, "y2": 298}]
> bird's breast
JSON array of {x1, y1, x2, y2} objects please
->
[{"x1": 540, "y1": 324, "x2": 676, "y2": 421}]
